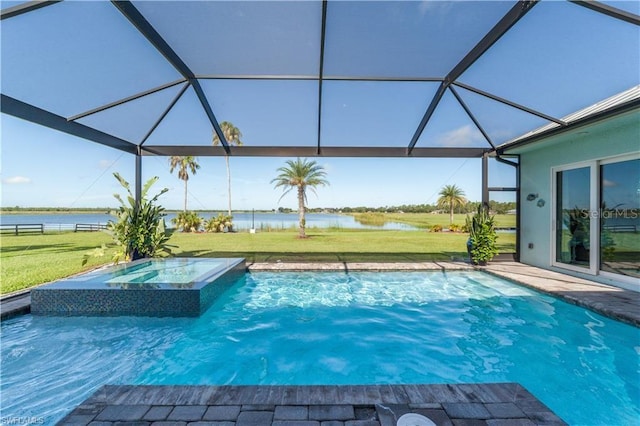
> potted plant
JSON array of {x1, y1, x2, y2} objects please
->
[
  {"x1": 465, "y1": 204, "x2": 499, "y2": 265},
  {"x1": 83, "y1": 173, "x2": 171, "y2": 265}
]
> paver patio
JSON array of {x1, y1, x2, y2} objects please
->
[{"x1": 58, "y1": 383, "x2": 566, "y2": 425}]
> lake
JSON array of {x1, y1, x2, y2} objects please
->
[{"x1": 0, "y1": 212, "x2": 417, "y2": 231}]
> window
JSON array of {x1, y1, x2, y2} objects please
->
[
  {"x1": 553, "y1": 155, "x2": 639, "y2": 283},
  {"x1": 555, "y1": 166, "x2": 591, "y2": 269},
  {"x1": 600, "y1": 158, "x2": 640, "y2": 279}
]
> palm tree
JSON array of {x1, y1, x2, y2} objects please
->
[
  {"x1": 169, "y1": 156, "x2": 200, "y2": 212},
  {"x1": 437, "y1": 184, "x2": 467, "y2": 225},
  {"x1": 212, "y1": 121, "x2": 243, "y2": 216},
  {"x1": 271, "y1": 158, "x2": 329, "y2": 238}
]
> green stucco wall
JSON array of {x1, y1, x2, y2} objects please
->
[{"x1": 513, "y1": 110, "x2": 639, "y2": 280}]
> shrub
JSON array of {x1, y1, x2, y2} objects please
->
[
  {"x1": 449, "y1": 224, "x2": 462, "y2": 232},
  {"x1": 205, "y1": 213, "x2": 234, "y2": 233},
  {"x1": 83, "y1": 173, "x2": 170, "y2": 265},
  {"x1": 430, "y1": 224, "x2": 443, "y2": 232},
  {"x1": 465, "y1": 204, "x2": 498, "y2": 264},
  {"x1": 172, "y1": 211, "x2": 203, "y2": 232}
]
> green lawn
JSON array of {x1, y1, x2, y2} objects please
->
[
  {"x1": 0, "y1": 229, "x2": 516, "y2": 294},
  {"x1": 0, "y1": 231, "x2": 115, "y2": 294},
  {"x1": 351, "y1": 213, "x2": 516, "y2": 229}
]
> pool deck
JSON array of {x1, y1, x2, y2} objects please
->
[{"x1": 58, "y1": 383, "x2": 566, "y2": 425}]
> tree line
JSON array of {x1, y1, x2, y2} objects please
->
[{"x1": 327, "y1": 201, "x2": 517, "y2": 215}]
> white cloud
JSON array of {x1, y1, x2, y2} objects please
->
[
  {"x1": 418, "y1": 1, "x2": 452, "y2": 17},
  {"x1": 436, "y1": 125, "x2": 482, "y2": 147},
  {"x1": 2, "y1": 176, "x2": 32, "y2": 184},
  {"x1": 602, "y1": 179, "x2": 617, "y2": 187},
  {"x1": 98, "y1": 159, "x2": 113, "y2": 170}
]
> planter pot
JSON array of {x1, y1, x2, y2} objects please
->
[
  {"x1": 129, "y1": 247, "x2": 144, "y2": 261},
  {"x1": 466, "y1": 238, "x2": 476, "y2": 265}
]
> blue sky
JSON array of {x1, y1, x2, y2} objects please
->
[
  {"x1": 1, "y1": 1, "x2": 638, "y2": 211},
  {"x1": 1, "y1": 114, "x2": 514, "y2": 210}
]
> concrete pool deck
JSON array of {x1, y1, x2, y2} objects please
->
[{"x1": 58, "y1": 383, "x2": 567, "y2": 425}]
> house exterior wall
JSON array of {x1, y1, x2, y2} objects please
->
[{"x1": 512, "y1": 110, "x2": 639, "y2": 287}]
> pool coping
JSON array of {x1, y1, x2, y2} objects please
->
[{"x1": 58, "y1": 383, "x2": 567, "y2": 425}]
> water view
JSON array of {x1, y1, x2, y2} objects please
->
[{"x1": 0, "y1": 212, "x2": 417, "y2": 231}]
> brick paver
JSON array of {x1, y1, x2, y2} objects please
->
[
  {"x1": 95, "y1": 405, "x2": 151, "y2": 421},
  {"x1": 274, "y1": 406, "x2": 309, "y2": 420},
  {"x1": 236, "y1": 410, "x2": 275, "y2": 425},
  {"x1": 203, "y1": 406, "x2": 241, "y2": 421},
  {"x1": 144, "y1": 406, "x2": 173, "y2": 421},
  {"x1": 309, "y1": 405, "x2": 354, "y2": 421},
  {"x1": 167, "y1": 406, "x2": 207, "y2": 421},
  {"x1": 58, "y1": 384, "x2": 566, "y2": 425}
]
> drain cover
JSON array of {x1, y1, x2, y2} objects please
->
[{"x1": 397, "y1": 413, "x2": 437, "y2": 426}]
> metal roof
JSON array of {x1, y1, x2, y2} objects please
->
[{"x1": 499, "y1": 84, "x2": 640, "y2": 150}]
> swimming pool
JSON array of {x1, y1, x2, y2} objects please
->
[{"x1": 1, "y1": 270, "x2": 638, "y2": 424}]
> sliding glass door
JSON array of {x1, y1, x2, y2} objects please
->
[
  {"x1": 600, "y1": 158, "x2": 640, "y2": 279},
  {"x1": 555, "y1": 166, "x2": 592, "y2": 270},
  {"x1": 553, "y1": 155, "x2": 639, "y2": 283}
]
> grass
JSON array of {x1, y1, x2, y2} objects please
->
[
  {"x1": 169, "y1": 228, "x2": 516, "y2": 261},
  {"x1": 0, "y1": 231, "x2": 116, "y2": 294},
  {"x1": 351, "y1": 213, "x2": 517, "y2": 229},
  {"x1": 0, "y1": 229, "x2": 516, "y2": 294}
]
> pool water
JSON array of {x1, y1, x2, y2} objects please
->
[
  {"x1": 106, "y1": 258, "x2": 225, "y2": 286},
  {"x1": 1, "y1": 271, "x2": 639, "y2": 425},
  {"x1": 42, "y1": 258, "x2": 232, "y2": 289}
]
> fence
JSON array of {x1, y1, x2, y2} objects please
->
[
  {"x1": 0, "y1": 223, "x2": 109, "y2": 234},
  {"x1": 0, "y1": 223, "x2": 44, "y2": 235},
  {"x1": 74, "y1": 223, "x2": 108, "y2": 232}
]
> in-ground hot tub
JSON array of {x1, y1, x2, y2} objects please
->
[{"x1": 31, "y1": 258, "x2": 245, "y2": 317}]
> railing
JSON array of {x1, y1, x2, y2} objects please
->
[
  {"x1": 74, "y1": 223, "x2": 108, "y2": 232},
  {"x1": 0, "y1": 223, "x2": 44, "y2": 235}
]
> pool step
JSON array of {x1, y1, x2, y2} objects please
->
[{"x1": 0, "y1": 291, "x2": 31, "y2": 320}]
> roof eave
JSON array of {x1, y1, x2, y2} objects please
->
[{"x1": 497, "y1": 98, "x2": 640, "y2": 155}]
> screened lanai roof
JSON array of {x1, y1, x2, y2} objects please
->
[{"x1": 1, "y1": 0, "x2": 639, "y2": 159}]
